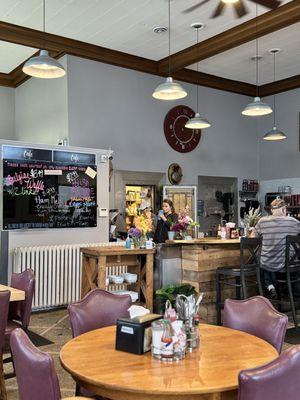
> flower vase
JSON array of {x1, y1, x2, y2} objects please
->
[
  {"x1": 133, "y1": 237, "x2": 140, "y2": 249},
  {"x1": 168, "y1": 231, "x2": 175, "y2": 240},
  {"x1": 140, "y1": 235, "x2": 147, "y2": 249}
]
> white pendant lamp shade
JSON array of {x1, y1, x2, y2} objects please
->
[
  {"x1": 23, "y1": 50, "x2": 66, "y2": 79},
  {"x1": 263, "y1": 126, "x2": 286, "y2": 141},
  {"x1": 242, "y1": 96, "x2": 273, "y2": 116},
  {"x1": 185, "y1": 113, "x2": 211, "y2": 129},
  {"x1": 152, "y1": 77, "x2": 187, "y2": 100}
]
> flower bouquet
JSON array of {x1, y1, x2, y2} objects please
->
[
  {"x1": 128, "y1": 213, "x2": 153, "y2": 248},
  {"x1": 243, "y1": 207, "x2": 261, "y2": 236},
  {"x1": 171, "y1": 206, "x2": 198, "y2": 239}
]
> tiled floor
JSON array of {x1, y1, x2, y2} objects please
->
[{"x1": 4, "y1": 309, "x2": 298, "y2": 399}]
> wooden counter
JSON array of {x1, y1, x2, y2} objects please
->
[
  {"x1": 81, "y1": 247, "x2": 155, "y2": 311},
  {"x1": 167, "y1": 238, "x2": 243, "y2": 323}
]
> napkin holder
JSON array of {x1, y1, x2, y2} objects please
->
[{"x1": 115, "y1": 313, "x2": 161, "y2": 355}]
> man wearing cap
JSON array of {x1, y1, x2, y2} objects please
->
[{"x1": 253, "y1": 198, "x2": 300, "y2": 299}]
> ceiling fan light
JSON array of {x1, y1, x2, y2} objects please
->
[
  {"x1": 242, "y1": 96, "x2": 273, "y2": 116},
  {"x1": 152, "y1": 77, "x2": 187, "y2": 100},
  {"x1": 222, "y1": 0, "x2": 239, "y2": 3},
  {"x1": 185, "y1": 113, "x2": 211, "y2": 129},
  {"x1": 263, "y1": 126, "x2": 287, "y2": 141},
  {"x1": 22, "y1": 50, "x2": 66, "y2": 79}
]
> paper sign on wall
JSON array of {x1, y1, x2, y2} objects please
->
[{"x1": 85, "y1": 166, "x2": 97, "y2": 179}]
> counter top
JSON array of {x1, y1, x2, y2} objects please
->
[{"x1": 165, "y1": 238, "x2": 240, "y2": 245}]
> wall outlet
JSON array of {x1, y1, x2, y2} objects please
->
[
  {"x1": 98, "y1": 208, "x2": 108, "y2": 217},
  {"x1": 100, "y1": 154, "x2": 108, "y2": 163}
]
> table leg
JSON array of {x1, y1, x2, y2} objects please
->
[
  {"x1": 145, "y1": 254, "x2": 154, "y2": 312},
  {"x1": 81, "y1": 255, "x2": 98, "y2": 298},
  {"x1": 0, "y1": 350, "x2": 7, "y2": 400},
  {"x1": 97, "y1": 256, "x2": 107, "y2": 290}
]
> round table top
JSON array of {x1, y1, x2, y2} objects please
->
[{"x1": 60, "y1": 324, "x2": 278, "y2": 398}]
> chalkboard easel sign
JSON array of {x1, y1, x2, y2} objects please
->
[{"x1": 3, "y1": 159, "x2": 97, "y2": 230}]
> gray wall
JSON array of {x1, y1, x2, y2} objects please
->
[
  {"x1": 0, "y1": 87, "x2": 15, "y2": 140},
  {"x1": 15, "y1": 56, "x2": 68, "y2": 145},
  {"x1": 259, "y1": 88, "x2": 300, "y2": 180},
  {"x1": 67, "y1": 56, "x2": 259, "y2": 186}
]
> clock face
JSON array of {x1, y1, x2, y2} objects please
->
[{"x1": 164, "y1": 105, "x2": 201, "y2": 153}]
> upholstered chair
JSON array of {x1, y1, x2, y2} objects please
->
[
  {"x1": 10, "y1": 328, "x2": 90, "y2": 400},
  {"x1": 68, "y1": 288, "x2": 131, "y2": 398},
  {"x1": 223, "y1": 296, "x2": 288, "y2": 353},
  {"x1": 6, "y1": 269, "x2": 35, "y2": 338},
  {"x1": 68, "y1": 288, "x2": 131, "y2": 337},
  {"x1": 238, "y1": 345, "x2": 300, "y2": 400}
]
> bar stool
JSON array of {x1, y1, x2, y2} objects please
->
[
  {"x1": 216, "y1": 237, "x2": 261, "y2": 325},
  {"x1": 257, "y1": 235, "x2": 300, "y2": 329}
]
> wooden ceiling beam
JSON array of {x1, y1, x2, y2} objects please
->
[
  {"x1": 173, "y1": 69, "x2": 256, "y2": 96},
  {"x1": 260, "y1": 74, "x2": 300, "y2": 97},
  {"x1": 158, "y1": 1, "x2": 300, "y2": 73},
  {"x1": 0, "y1": 72, "x2": 14, "y2": 87}
]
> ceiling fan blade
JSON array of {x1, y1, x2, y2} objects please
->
[
  {"x1": 182, "y1": 0, "x2": 211, "y2": 14},
  {"x1": 233, "y1": 1, "x2": 248, "y2": 18},
  {"x1": 249, "y1": 0, "x2": 281, "y2": 10},
  {"x1": 211, "y1": 1, "x2": 225, "y2": 18}
]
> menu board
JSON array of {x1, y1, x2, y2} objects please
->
[{"x1": 3, "y1": 159, "x2": 97, "y2": 230}]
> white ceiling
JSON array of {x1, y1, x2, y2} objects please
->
[{"x1": 0, "y1": 0, "x2": 297, "y2": 85}]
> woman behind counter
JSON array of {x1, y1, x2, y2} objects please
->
[{"x1": 153, "y1": 199, "x2": 178, "y2": 243}]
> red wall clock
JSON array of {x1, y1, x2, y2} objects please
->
[{"x1": 164, "y1": 105, "x2": 201, "y2": 153}]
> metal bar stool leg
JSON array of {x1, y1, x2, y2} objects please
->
[
  {"x1": 256, "y1": 267, "x2": 264, "y2": 296},
  {"x1": 216, "y1": 271, "x2": 222, "y2": 326},
  {"x1": 235, "y1": 276, "x2": 241, "y2": 300},
  {"x1": 287, "y1": 270, "x2": 298, "y2": 329},
  {"x1": 241, "y1": 272, "x2": 248, "y2": 299}
]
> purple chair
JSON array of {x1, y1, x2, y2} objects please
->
[
  {"x1": 5, "y1": 269, "x2": 35, "y2": 339},
  {"x1": 224, "y1": 296, "x2": 288, "y2": 353},
  {"x1": 68, "y1": 289, "x2": 131, "y2": 397},
  {"x1": 238, "y1": 345, "x2": 300, "y2": 400},
  {"x1": 0, "y1": 291, "x2": 10, "y2": 399},
  {"x1": 68, "y1": 288, "x2": 131, "y2": 337},
  {"x1": 10, "y1": 328, "x2": 90, "y2": 400}
]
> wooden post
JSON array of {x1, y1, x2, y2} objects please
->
[
  {"x1": 145, "y1": 253, "x2": 154, "y2": 312},
  {"x1": 97, "y1": 256, "x2": 107, "y2": 290}
]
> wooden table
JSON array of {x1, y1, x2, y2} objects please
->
[
  {"x1": 81, "y1": 247, "x2": 155, "y2": 311},
  {"x1": 0, "y1": 285, "x2": 25, "y2": 302},
  {"x1": 0, "y1": 285, "x2": 25, "y2": 400},
  {"x1": 60, "y1": 324, "x2": 278, "y2": 400}
]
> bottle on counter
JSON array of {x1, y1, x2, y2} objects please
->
[
  {"x1": 161, "y1": 320, "x2": 173, "y2": 361},
  {"x1": 217, "y1": 224, "x2": 221, "y2": 239},
  {"x1": 125, "y1": 235, "x2": 131, "y2": 249}
]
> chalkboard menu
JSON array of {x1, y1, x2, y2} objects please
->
[{"x1": 2, "y1": 146, "x2": 97, "y2": 230}]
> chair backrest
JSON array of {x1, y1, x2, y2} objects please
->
[
  {"x1": 286, "y1": 235, "x2": 300, "y2": 269},
  {"x1": 223, "y1": 296, "x2": 288, "y2": 353},
  {"x1": 240, "y1": 237, "x2": 261, "y2": 270},
  {"x1": 10, "y1": 328, "x2": 61, "y2": 400},
  {"x1": 68, "y1": 288, "x2": 132, "y2": 337},
  {"x1": 0, "y1": 290, "x2": 10, "y2": 349},
  {"x1": 9, "y1": 269, "x2": 35, "y2": 329},
  {"x1": 238, "y1": 345, "x2": 300, "y2": 400}
]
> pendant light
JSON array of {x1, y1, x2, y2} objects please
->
[
  {"x1": 23, "y1": 0, "x2": 66, "y2": 79},
  {"x1": 152, "y1": 0, "x2": 187, "y2": 100},
  {"x1": 185, "y1": 23, "x2": 211, "y2": 130},
  {"x1": 242, "y1": 5, "x2": 272, "y2": 116},
  {"x1": 263, "y1": 49, "x2": 286, "y2": 141}
]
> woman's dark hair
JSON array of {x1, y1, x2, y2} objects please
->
[{"x1": 162, "y1": 198, "x2": 175, "y2": 213}]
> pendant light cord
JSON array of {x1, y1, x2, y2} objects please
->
[
  {"x1": 255, "y1": 3, "x2": 259, "y2": 96},
  {"x1": 273, "y1": 51, "x2": 276, "y2": 126},
  {"x1": 168, "y1": 0, "x2": 171, "y2": 76},
  {"x1": 43, "y1": 0, "x2": 46, "y2": 32},
  {"x1": 197, "y1": 28, "x2": 199, "y2": 113}
]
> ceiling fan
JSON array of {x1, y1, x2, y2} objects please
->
[{"x1": 182, "y1": 0, "x2": 281, "y2": 18}]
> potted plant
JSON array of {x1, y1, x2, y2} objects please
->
[
  {"x1": 155, "y1": 283, "x2": 196, "y2": 313},
  {"x1": 243, "y1": 207, "x2": 261, "y2": 236}
]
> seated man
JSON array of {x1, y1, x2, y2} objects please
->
[{"x1": 253, "y1": 198, "x2": 300, "y2": 299}]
